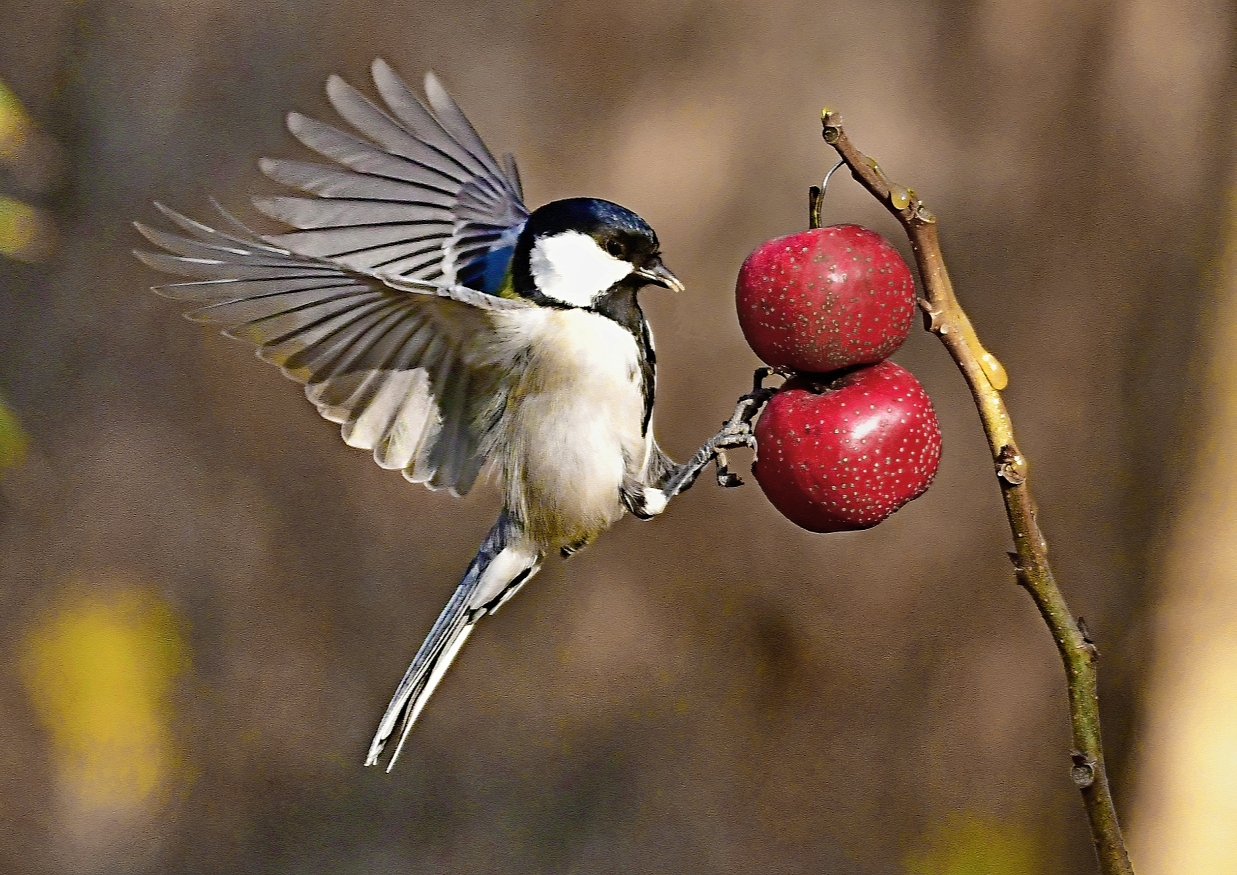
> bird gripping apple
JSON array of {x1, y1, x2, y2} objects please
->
[{"x1": 736, "y1": 222, "x2": 940, "y2": 531}]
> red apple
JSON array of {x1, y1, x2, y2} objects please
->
[
  {"x1": 752, "y1": 361, "x2": 941, "y2": 532},
  {"x1": 736, "y1": 224, "x2": 916, "y2": 373}
]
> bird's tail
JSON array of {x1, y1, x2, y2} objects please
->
[{"x1": 366, "y1": 513, "x2": 542, "y2": 771}]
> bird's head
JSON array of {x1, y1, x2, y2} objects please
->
[{"x1": 510, "y1": 198, "x2": 684, "y2": 308}]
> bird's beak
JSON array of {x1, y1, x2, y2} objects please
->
[{"x1": 634, "y1": 261, "x2": 685, "y2": 292}]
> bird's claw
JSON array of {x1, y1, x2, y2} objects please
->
[
  {"x1": 714, "y1": 426, "x2": 756, "y2": 451},
  {"x1": 715, "y1": 453, "x2": 745, "y2": 488},
  {"x1": 659, "y1": 370, "x2": 777, "y2": 501},
  {"x1": 716, "y1": 382, "x2": 775, "y2": 447},
  {"x1": 714, "y1": 449, "x2": 744, "y2": 487}
]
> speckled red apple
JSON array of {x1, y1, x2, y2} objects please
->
[
  {"x1": 752, "y1": 361, "x2": 941, "y2": 533},
  {"x1": 736, "y1": 224, "x2": 916, "y2": 373}
]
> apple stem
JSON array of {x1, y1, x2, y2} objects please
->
[
  {"x1": 808, "y1": 159, "x2": 847, "y2": 230},
  {"x1": 818, "y1": 110, "x2": 1135, "y2": 875}
]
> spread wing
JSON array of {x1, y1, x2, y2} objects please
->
[
  {"x1": 134, "y1": 203, "x2": 533, "y2": 495},
  {"x1": 254, "y1": 59, "x2": 529, "y2": 295}
]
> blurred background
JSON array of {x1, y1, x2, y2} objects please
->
[{"x1": 1, "y1": 1, "x2": 1234, "y2": 872}]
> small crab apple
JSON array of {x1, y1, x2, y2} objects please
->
[
  {"x1": 752, "y1": 361, "x2": 941, "y2": 533},
  {"x1": 736, "y1": 224, "x2": 916, "y2": 373}
]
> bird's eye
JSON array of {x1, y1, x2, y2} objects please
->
[{"x1": 605, "y1": 238, "x2": 627, "y2": 259}]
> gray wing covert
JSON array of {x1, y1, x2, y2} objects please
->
[
  {"x1": 255, "y1": 60, "x2": 528, "y2": 295},
  {"x1": 135, "y1": 203, "x2": 530, "y2": 495}
]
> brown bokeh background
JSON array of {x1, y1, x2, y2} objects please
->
[{"x1": 1, "y1": 1, "x2": 1235, "y2": 872}]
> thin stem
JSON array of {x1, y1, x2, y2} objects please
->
[
  {"x1": 818, "y1": 111, "x2": 1133, "y2": 875},
  {"x1": 808, "y1": 160, "x2": 847, "y2": 229}
]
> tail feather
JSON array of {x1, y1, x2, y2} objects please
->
[{"x1": 366, "y1": 513, "x2": 541, "y2": 771}]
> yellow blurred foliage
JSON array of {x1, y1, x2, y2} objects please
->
[
  {"x1": 0, "y1": 77, "x2": 32, "y2": 164},
  {"x1": 0, "y1": 194, "x2": 54, "y2": 262},
  {"x1": 0, "y1": 396, "x2": 28, "y2": 473},
  {"x1": 19, "y1": 582, "x2": 191, "y2": 812},
  {"x1": 904, "y1": 812, "x2": 1041, "y2": 875},
  {"x1": 0, "y1": 78, "x2": 58, "y2": 261}
]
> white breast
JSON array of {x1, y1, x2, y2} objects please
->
[{"x1": 490, "y1": 307, "x2": 649, "y2": 548}]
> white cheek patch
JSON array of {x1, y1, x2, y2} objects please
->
[{"x1": 529, "y1": 230, "x2": 634, "y2": 307}]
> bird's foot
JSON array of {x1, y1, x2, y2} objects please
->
[
  {"x1": 707, "y1": 371, "x2": 777, "y2": 487},
  {"x1": 660, "y1": 368, "x2": 779, "y2": 498}
]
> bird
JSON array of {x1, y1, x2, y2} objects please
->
[{"x1": 135, "y1": 59, "x2": 755, "y2": 771}]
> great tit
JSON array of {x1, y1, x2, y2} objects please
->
[{"x1": 136, "y1": 59, "x2": 751, "y2": 771}]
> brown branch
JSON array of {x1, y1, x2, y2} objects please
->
[{"x1": 818, "y1": 110, "x2": 1134, "y2": 875}]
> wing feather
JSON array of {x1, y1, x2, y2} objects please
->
[
  {"x1": 325, "y1": 76, "x2": 475, "y2": 185},
  {"x1": 153, "y1": 201, "x2": 289, "y2": 254},
  {"x1": 258, "y1": 158, "x2": 452, "y2": 205},
  {"x1": 251, "y1": 61, "x2": 528, "y2": 292},
  {"x1": 283, "y1": 304, "x2": 420, "y2": 381},
  {"x1": 285, "y1": 111, "x2": 460, "y2": 192},
  {"x1": 422, "y1": 72, "x2": 507, "y2": 178},
  {"x1": 371, "y1": 62, "x2": 494, "y2": 178},
  {"x1": 135, "y1": 208, "x2": 532, "y2": 496},
  {"x1": 194, "y1": 287, "x2": 386, "y2": 329},
  {"x1": 255, "y1": 197, "x2": 454, "y2": 230},
  {"x1": 151, "y1": 277, "x2": 349, "y2": 305},
  {"x1": 425, "y1": 353, "x2": 469, "y2": 489}
]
